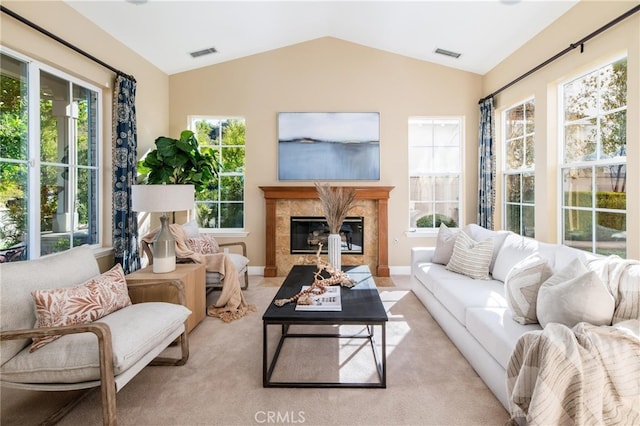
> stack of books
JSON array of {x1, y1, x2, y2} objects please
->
[{"x1": 295, "y1": 286, "x2": 342, "y2": 311}]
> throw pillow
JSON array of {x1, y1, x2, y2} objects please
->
[
  {"x1": 504, "y1": 254, "x2": 553, "y2": 324},
  {"x1": 186, "y1": 234, "x2": 220, "y2": 254},
  {"x1": 464, "y1": 224, "x2": 510, "y2": 274},
  {"x1": 445, "y1": 231, "x2": 494, "y2": 280},
  {"x1": 537, "y1": 258, "x2": 615, "y2": 328},
  {"x1": 30, "y1": 264, "x2": 131, "y2": 352},
  {"x1": 432, "y1": 223, "x2": 459, "y2": 265},
  {"x1": 181, "y1": 219, "x2": 201, "y2": 239}
]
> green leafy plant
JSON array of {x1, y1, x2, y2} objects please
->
[{"x1": 137, "y1": 130, "x2": 218, "y2": 192}]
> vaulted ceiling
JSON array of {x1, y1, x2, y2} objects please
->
[{"x1": 66, "y1": 0, "x2": 578, "y2": 76}]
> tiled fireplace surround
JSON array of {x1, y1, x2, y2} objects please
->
[{"x1": 260, "y1": 186, "x2": 394, "y2": 277}]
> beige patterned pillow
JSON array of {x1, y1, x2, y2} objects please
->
[
  {"x1": 446, "y1": 231, "x2": 494, "y2": 280},
  {"x1": 30, "y1": 264, "x2": 131, "y2": 352},
  {"x1": 504, "y1": 254, "x2": 553, "y2": 324},
  {"x1": 186, "y1": 234, "x2": 220, "y2": 254}
]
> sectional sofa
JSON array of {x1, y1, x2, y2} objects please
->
[{"x1": 410, "y1": 224, "x2": 639, "y2": 411}]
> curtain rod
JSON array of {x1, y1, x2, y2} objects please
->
[
  {"x1": 479, "y1": 4, "x2": 639, "y2": 104},
  {"x1": 1, "y1": 5, "x2": 136, "y2": 82}
]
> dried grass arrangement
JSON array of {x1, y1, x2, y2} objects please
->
[{"x1": 315, "y1": 182, "x2": 357, "y2": 234}]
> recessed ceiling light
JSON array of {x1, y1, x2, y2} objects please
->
[
  {"x1": 190, "y1": 47, "x2": 218, "y2": 58},
  {"x1": 435, "y1": 48, "x2": 461, "y2": 59},
  {"x1": 126, "y1": 0, "x2": 148, "y2": 4}
]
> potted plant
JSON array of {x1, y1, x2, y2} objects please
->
[{"x1": 137, "y1": 130, "x2": 218, "y2": 192}]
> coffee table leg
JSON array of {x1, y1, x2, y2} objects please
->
[{"x1": 263, "y1": 321, "x2": 268, "y2": 386}]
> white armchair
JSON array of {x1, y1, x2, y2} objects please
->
[{"x1": 0, "y1": 246, "x2": 191, "y2": 425}]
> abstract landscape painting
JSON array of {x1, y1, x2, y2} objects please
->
[{"x1": 278, "y1": 112, "x2": 380, "y2": 180}]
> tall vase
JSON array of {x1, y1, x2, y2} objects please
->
[{"x1": 327, "y1": 233, "x2": 342, "y2": 271}]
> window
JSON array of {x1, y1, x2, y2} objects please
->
[
  {"x1": 503, "y1": 99, "x2": 535, "y2": 237},
  {"x1": 408, "y1": 117, "x2": 462, "y2": 231},
  {"x1": 1, "y1": 50, "x2": 101, "y2": 262},
  {"x1": 189, "y1": 117, "x2": 245, "y2": 230},
  {"x1": 560, "y1": 57, "x2": 626, "y2": 257}
]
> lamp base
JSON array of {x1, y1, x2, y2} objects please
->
[
  {"x1": 153, "y1": 256, "x2": 176, "y2": 273},
  {"x1": 152, "y1": 215, "x2": 176, "y2": 273}
]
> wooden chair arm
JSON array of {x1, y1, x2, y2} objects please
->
[
  {"x1": 0, "y1": 322, "x2": 117, "y2": 425},
  {"x1": 126, "y1": 279, "x2": 187, "y2": 307},
  {"x1": 218, "y1": 241, "x2": 247, "y2": 257},
  {"x1": 143, "y1": 238, "x2": 247, "y2": 260},
  {"x1": 141, "y1": 240, "x2": 154, "y2": 265},
  {"x1": 0, "y1": 322, "x2": 113, "y2": 343}
]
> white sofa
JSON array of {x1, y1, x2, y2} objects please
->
[{"x1": 410, "y1": 224, "x2": 615, "y2": 410}]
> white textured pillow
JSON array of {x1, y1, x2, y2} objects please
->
[
  {"x1": 446, "y1": 231, "x2": 494, "y2": 280},
  {"x1": 181, "y1": 219, "x2": 200, "y2": 239},
  {"x1": 537, "y1": 258, "x2": 615, "y2": 328},
  {"x1": 432, "y1": 224, "x2": 459, "y2": 265},
  {"x1": 504, "y1": 254, "x2": 553, "y2": 324},
  {"x1": 493, "y1": 233, "x2": 541, "y2": 282}
]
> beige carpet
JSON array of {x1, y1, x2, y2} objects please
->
[{"x1": 1, "y1": 276, "x2": 508, "y2": 425}]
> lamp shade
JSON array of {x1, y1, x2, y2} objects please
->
[{"x1": 131, "y1": 184, "x2": 195, "y2": 213}]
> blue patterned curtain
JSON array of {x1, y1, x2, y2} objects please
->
[
  {"x1": 112, "y1": 74, "x2": 140, "y2": 273},
  {"x1": 478, "y1": 97, "x2": 495, "y2": 229}
]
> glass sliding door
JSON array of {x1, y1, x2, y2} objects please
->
[
  {"x1": 0, "y1": 49, "x2": 101, "y2": 262},
  {"x1": 39, "y1": 71, "x2": 99, "y2": 255},
  {"x1": 0, "y1": 53, "x2": 29, "y2": 261}
]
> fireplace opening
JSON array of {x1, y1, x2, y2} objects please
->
[{"x1": 290, "y1": 216, "x2": 364, "y2": 255}]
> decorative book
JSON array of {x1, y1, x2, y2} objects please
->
[{"x1": 295, "y1": 285, "x2": 342, "y2": 311}]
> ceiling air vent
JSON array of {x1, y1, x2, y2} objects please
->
[
  {"x1": 435, "y1": 48, "x2": 461, "y2": 59},
  {"x1": 190, "y1": 47, "x2": 218, "y2": 58}
]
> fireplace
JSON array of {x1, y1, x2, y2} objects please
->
[
  {"x1": 290, "y1": 216, "x2": 364, "y2": 255},
  {"x1": 260, "y1": 186, "x2": 394, "y2": 277}
]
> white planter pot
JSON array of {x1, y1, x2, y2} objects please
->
[{"x1": 327, "y1": 233, "x2": 342, "y2": 271}]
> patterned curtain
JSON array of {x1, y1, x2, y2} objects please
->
[
  {"x1": 112, "y1": 73, "x2": 140, "y2": 273},
  {"x1": 478, "y1": 97, "x2": 495, "y2": 229}
]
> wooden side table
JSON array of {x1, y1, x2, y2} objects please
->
[{"x1": 126, "y1": 263, "x2": 206, "y2": 333}]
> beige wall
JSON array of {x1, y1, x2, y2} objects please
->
[
  {"x1": 1, "y1": 1, "x2": 169, "y2": 252},
  {"x1": 3, "y1": 0, "x2": 638, "y2": 269},
  {"x1": 484, "y1": 0, "x2": 639, "y2": 260},
  {"x1": 169, "y1": 37, "x2": 483, "y2": 269}
]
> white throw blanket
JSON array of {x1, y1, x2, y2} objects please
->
[
  {"x1": 507, "y1": 320, "x2": 640, "y2": 425},
  {"x1": 507, "y1": 255, "x2": 640, "y2": 425}
]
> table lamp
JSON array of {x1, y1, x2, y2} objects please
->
[{"x1": 131, "y1": 184, "x2": 195, "y2": 273}]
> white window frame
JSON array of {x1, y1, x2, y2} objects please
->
[
  {"x1": 502, "y1": 98, "x2": 535, "y2": 237},
  {"x1": 407, "y1": 116, "x2": 463, "y2": 236},
  {"x1": 558, "y1": 55, "x2": 627, "y2": 256},
  {"x1": 0, "y1": 46, "x2": 103, "y2": 259},
  {"x1": 188, "y1": 115, "x2": 247, "y2": 237}
]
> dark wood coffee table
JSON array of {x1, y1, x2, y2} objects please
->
[{"x1": 262, "y1": 265, "x2": 387, "y2": 388}]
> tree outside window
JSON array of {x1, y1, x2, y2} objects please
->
[
  {"x1": 190, "y1": 117, "x2": 245, "y2": 230},
  {"x1": 561, "y1": 57, "x2": 626, "y2": 256}
]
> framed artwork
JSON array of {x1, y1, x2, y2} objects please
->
[{"x1": 278, "y1": 112, "x2": 380, "y2": 180}]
